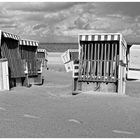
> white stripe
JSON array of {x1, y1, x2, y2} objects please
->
[
  {"x1": 107, "y1": 35, "x2": 111, "y2": 40},
  {"x1": 35, "y1": 42, "x2": 37, "y2": 46},
  {"x1": 27, "y1": 41, "x2": 29, "y2": 45},
  {"x1": 101, "y1": 35, "x2": 105, "y2": 41},
  {"x1": 3, "y1": 32, "x2": 6, "y2": 37},
  {"x1": 20, "y1": 40, "x2": 39, "y2": 46},
  {"x1": 32, "y1": 42, "x2": 35, "y2": 46},
  {"x1": 6, "y1": 33, "x2": 9, "y2": 38},
  {"x1": 88, "y1": 35, "x2": 92, "y2": 41},
  {"x1": 3, "y1": 32, "x2": 19, "y2": 40},
  {"x1": 94, "y1": 35, "x2": 98, "y2": 41},
  {"x1": 114, "y1": 35, "x2": 118, "y2": 40},
  {"x1": 23, "y1": 40, "x2": 26, "y2": 45},
  {"x1": 81, "y1": 35, "x2": 86, "y2": 41}
]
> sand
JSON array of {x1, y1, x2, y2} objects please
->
[{"x1": 0, "y1": 52, "x2": 139, "y2": 137}]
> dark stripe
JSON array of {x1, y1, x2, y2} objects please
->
[
  {"x1": 98, "y1": 35, "x2": 101, "y2": 41},
  {"x1": 74, "y1": 72, "x2": 79, "y2": 76},
  {"x1": 80, "y1": 35, "x2": 82, "y2": 41},
  {"x1": 111, "y1": 35, "x2": 114, "y2": 40},
  {"x1": 85, "y1": 35, "x2": 88, "y2": 41},
  {"x1": 92, "y1": 35, "x2": 95, "y2": 41},
  {"x1": 104, "y1": 35, "x2": 108, "y2": 41},
  {"x1": 74, "y1": 66, "x2": 79, "y2": 69},
  {"x1": 118, "y1": 35, "x2": 120, "y2": 40}
]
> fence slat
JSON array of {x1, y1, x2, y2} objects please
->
[
  {"x1": 97, "y1": 43, "x2": 100, "y2": 79},
  {"x1": 94, "y1": 43, "x2": 97, "y2": 78},
  {"x1": 90, "y1": 43, "x2": 93, "y2": 80},
  {"x1": 87, "y1": 43, "x2": 90, "y2": 79},
  {"x1": 110, "y1": 43, "x2": 114, "y2": 79},
  {"x1": 107, "y1": 43, "x2": 110, "y2": 80},
  {"x1": 100, "y1": 43, "x2": 103, "y2": 79},
  {"x1": 83, "y1": 43, "x2": 87, "y2": 80},
  {"x1": 104, "y1": 43, "x2": 107, "y2": 80},
  {"x1": 114, "y1": 43, "x2": 118, "y2": 80},
  {"x1": 79, "y1": 43, "x2": 83, "y2": 80}
]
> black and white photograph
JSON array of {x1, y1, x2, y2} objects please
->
[{"x1": 0, "y1": 1, "x2": 140, "y2": 138}]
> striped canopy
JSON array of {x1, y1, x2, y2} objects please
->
[
  {"x1": 19, "y1": 39, "x2": 39, "y2": 47},
  {"x1": 79, "y1": 34, "x2": 121, "y2": 41},
  {"x1": 2, "y1": 31, "x2": 20, "y2": 40},
  {"x1": 37, "y1": 49, "x2": 46, "y2": 53}
]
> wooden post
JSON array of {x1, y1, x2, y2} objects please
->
[
  {"x1": 110, "y1": 43, "x2": 114, "y2": 79},
  {"x1": 100, "y1": 43, "x2": 103, "y2": 79},
  {"x1": 97, "y1": 43, "x2": 100, "y2": 80},
  {"x1": 107, "y1": 43, "x2": 110, "y2": 79},
  {"x1": 90, "y1": 43, "x2": 93, "y2": 80},
  {"x1": 94, "y1": 43, "x2": 97, "y2": 78},
  {"x1": 104, "y1": 43, "x2": 107, "y2": 80},
  {"x1": 118, "y1": 38, "x2": 122, "y2": 94},
  {"x1": 87, "y1": 43, "x2": 90, "y2": 79}
]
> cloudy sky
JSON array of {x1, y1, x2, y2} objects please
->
[{"x1": 0, "y1": 2, "x2": 140, "y2": 43}]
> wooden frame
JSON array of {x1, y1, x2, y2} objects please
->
[
  {"x1": 19, "y1": 39, "x2": 43, "y2": 86},
  {"x1": 61, "y1": 49, "x2": 78, "y2": 72},
  {"x1": 37, "y1": 49, "x2": 48, "y2": 68},
  {"x1": 73, "y1": 33, "x2": 127, "y2": 95},
  {"x1": 0, "y1": 30, "x2": 25, "y2": 88}
]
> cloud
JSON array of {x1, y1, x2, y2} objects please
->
[
  {"x1": 121, "y1": 28, "x2": 134, "y2": 36},
  {"x1": 1, "y1": 2, "x2": 79, "y2": 13},
  {"x1": 33, "y1": 24, "x2": 47, "y2": 30},
  {"x1": 0, "y1": 2, "x2": 139, "y2": 43}
]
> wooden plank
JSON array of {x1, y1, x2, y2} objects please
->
[
  {"x1": 94, "y1": 43, "x2": 97, "y2": 78},
  {"x1": 104, "y1": 43, "x2": 107, "y2": 80},
  {"x1": 118, "y1": 39, "x2": 122, "y2": 94},
  {"x1": 107, "y1": 43, "x2": 110, "y2": 79},
  {"x1": 90, "y1": 43, "x2": 93, "y2": 79},
  {"x1": 100, "y1": 43, "x2": 103, "y2": 79},
  {"x1": 114, "y1": 43, "x2": 118, "y2": 80},
  {"x1": 87, "y1": 43, "x2": 90, "y2": 78},
  {"x1": 110, "y1": 43, "x2": 114, "y2": 78},
  {"x1": 84, "y1": 43, "x2": 87, "y2": 80},
  {"x1": 97, "y1": 43, "x2": 100, "y2": 79},
  {"x1": 79, "y1": 44, "x2": 83, "y2": 80}
]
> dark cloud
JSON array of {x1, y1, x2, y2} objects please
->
[
  {"x1": 93, "y1": 2, "x2": 140, "y2": 17},
  {"x1": 4, "y1": 2, "x2": 80, "y2": 13},
  {"x1": 0, "y1": 2, "x2": 139, "y2": 43}
]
